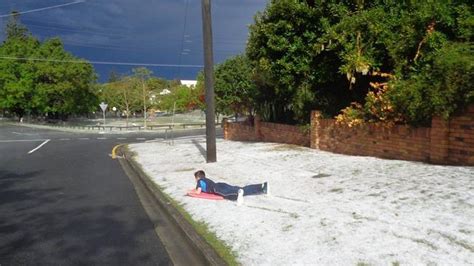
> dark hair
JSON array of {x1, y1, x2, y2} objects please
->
[{"x1": 194, "y1": 170, "x2": 206, "y2": 178}]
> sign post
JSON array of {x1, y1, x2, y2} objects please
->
[{"x1": 99, "y1": 102, "x2": 108, "y2": 126}]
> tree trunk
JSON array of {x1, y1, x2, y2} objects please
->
[{"x1": 142, "y1": 80, "x2": 147, "y2": 129}]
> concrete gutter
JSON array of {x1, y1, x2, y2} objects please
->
[{"x1": 117, "y1": 145, "x2": 227, "y2": 266}]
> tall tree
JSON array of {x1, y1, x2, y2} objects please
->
[
  {"x1": 33, "y1": 38, "x2": 98, "y2": 119},
  {"x1": 0, "y1": 14, "x2": 38, "y2": 120},
  {"x1": 101, "y1": 77, "x2": 140, "y2": 127},
  {"x1": 321, "y1": 0, "x2": 473, "y2": 125},
  {"x1": 107, "y1": 70, "x2": 121, "y2": 83},
  {"x1": 213, "y1": 55, "x2": 257, "y2": 118},
  {"x1": 246, "y1": 0, "x2": 355, "y2": 124},
  {"x1": 5, "y1": 11, "x2": 29, "y2": 40},
  {"x1": 0, "y1": 16, "x2": 98, "y2": 120},
  {"x1": 247, "y1": 0, "x2": 473, "y2": 126},
  {"x1": 132, "y1": 67, "x2": 152, "y2": 128}
]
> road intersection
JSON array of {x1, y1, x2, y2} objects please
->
[{"x1": 0, "y1": 123, "x2": 212, "y2": 265}]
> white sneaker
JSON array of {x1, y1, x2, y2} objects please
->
[
  {"x1": 237, "y1": 189, "x2": 244, "y2": 205},
  {"x1": 262, "y1": 182, "x2": 270, "y2": 196}
]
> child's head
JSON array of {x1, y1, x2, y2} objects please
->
[{"x1": 194, "y1": 170, "x2": 206, "y2": 180}]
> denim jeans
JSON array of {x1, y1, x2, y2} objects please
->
[{"x1": 214, "y1": 182, "x2": 264, "y2": 200}]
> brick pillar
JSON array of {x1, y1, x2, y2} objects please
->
[
  {"x1": 254, "y1": 115, "x2": 262, "y2": 140},
  {"x1": 311, "y1": 111, "x2": 322, "y2": 149},
  {"x1": 430, "y1": 116, "x2": 450, "y2": 164}
]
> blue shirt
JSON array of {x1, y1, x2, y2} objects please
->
[{"x1": 196, "y1": 177, "x2": 216, "y2": 193}]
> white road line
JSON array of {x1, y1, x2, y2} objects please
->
[
  {"x1": 144, "y1": 138, "x2": 165, "y2": 143},
  {"x1": 0, "y1": 139, "x2": 47, "y2": 143},
  {"x1": 97, "y1": 137, "x2": 107, "y2": 140},
  {"x1": 117, "y1": 138, "x2": 127, "y2": 140},
  {"x1": 136, "y1": 138, "x2": 146, "y2": 140},
  {"x1": 78, "y1": 138, "x2": 89, "y2": 140},
  {"x1": 12, "y1": 131, "x2": 35, "y2": 136},
  {"x1": 28, "y1": 139, "x2": 50, "y2": 154},
  {"x1": 59, "y1": 138, "x2": 71, "y2": 141}
]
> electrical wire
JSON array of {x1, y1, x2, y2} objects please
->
[
  {"x1": 21, "y1": 18, "x2": 130, "y2": 37},
  {"x1": 0, "y1": 56, "x2": 203, "y2": 68},
  {"x1": 24, "y1": 22, "x2": 126, "y2": 38},
  {"x1": 0, "y1": 1, "x2": 85, "y2": 18},
  {"x1": 0, "y1": 1, "x2": 248, "y2": 73},
  {"x1": 62, "y1": 42, "x2": 138, "y2": 52}
]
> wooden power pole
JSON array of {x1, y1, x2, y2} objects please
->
[{"x1": 201, "y1": 0, "x2": 216, "y2": 163}]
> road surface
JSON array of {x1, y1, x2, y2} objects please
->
[{"x1": 0, "y1": 123, "x2": 212, "y2": 265}]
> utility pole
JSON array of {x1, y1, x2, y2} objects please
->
[{"x1": 202, "y1": 0, "x2": 216, "y2": 163}]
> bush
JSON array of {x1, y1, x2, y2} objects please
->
[{"x1": 388, "y1": 42, "x2": 474, "y2": 126}]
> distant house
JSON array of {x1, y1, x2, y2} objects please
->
[
  {"x1": 159, "y1": 89, "x2": 171, "y2": 95},
  {"x1": 180, "y1": 80, "x2": 197, "y2": 88}
]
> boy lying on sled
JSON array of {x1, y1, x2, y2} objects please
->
[{"x1": 190, "y1": 170, "x2": 269, "y2": 205}]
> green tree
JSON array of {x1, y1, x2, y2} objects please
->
[
  {"x1": 0, "y1": 15, "x2": 98, "y2": 120},
  {"x1": 132, "y1": 67, "x2": 152, "y2": 127},
  {"x1": 388, "y1": 42, "x2": 474, "y2": 125},
  {"x1": 5, "y1": 11, "x2": 29, "y2": 40},
  {"x1": 247, "y1": 0, "x2": 473, "y2": 125},
  {"x1": 33, "y1": 38, "x2": 98, "y2": 119},
  {"x1": 0, "y1": 13, "x2": 38, "y2": 119},
  {"x1": 0, "y1": 36, "x2": 39, "y2": 119},
  {"x1": 246, "y1": 0, "x2": 356, "y2": 124},
  {"x1": 148, "y1": 77, "x2": 172, "y2": 110},
  {"x1": 101, "y1": 77, "x2": 140, "y2": 126},
  {"x1": 159, "y1": 83, "x2": 201, "y2": 113},
  {"x1": 322, "y1": 1, "x2": 473, "y2": 125},
  {"x1": 213, "y1": 55, "x2": 257, "y2": 119}
]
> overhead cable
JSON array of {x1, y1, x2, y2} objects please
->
[
  {"x1": 0, "y1": 56, "x2": 203, "y2": 68},
  {"x1": 0, "y1": 1, "x2": 85, "y2": 18}
]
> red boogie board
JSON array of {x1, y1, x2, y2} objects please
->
[{"x1": 187, "y1": 190, "x2": 224, "y2": 200}]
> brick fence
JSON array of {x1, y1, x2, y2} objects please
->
[
  {"x1": 224, "y1": 105, "x2": 474, "y2": 165},
  {"x1": 311, "y1": 105, "x2": 474, "y2": 165},
  {"x1": 224, "y1": 117, "x2": 310, "y2": 147}
]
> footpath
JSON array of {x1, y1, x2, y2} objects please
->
[{"x1": 129, "y1": 137, "x2": 473, "y2": 265}]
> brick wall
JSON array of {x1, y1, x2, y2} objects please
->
[
  {"x1": 446, "y1": 106, "x2": 474, "y2": 165},
  {"x1": 259, "y1": 121, "x2": 310, "y2": 147},
  {"x1": 311, "y1": 113, "x2": 432, "y2": 162},
  {"x1": 223, "y1": 117, "x2": 310, "y2": 147},
  {"x1": 311, "y1": 105, "x2": 474, "y2": 165},
  {"x1": 223, "y1": 106, "x2": 474, "y2": 165},
  {"x1": 223, "y1": 121, "x2": 260, "y2": 142}
]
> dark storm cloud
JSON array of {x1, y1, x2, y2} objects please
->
[{"x1": 0, "y1": 0, "x2": 267, "y2": 81}]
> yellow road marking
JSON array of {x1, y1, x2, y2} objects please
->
[{"x1": 111, "y1": 144, "x2": 122, "y2": 159}]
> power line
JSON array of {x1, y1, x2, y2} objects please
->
[
  {"x1": 14, "y1": 19, "x2": 247, "y2": 46},
  {"x1": 25, "y1": 22, "x2": 126, "y2": 38},
  {"x1": 21, "y1": 18, "x2": 132, "y2": 37},
  {"x1": 0, "y1": 56, "x2": 203, "y2": 68},
  {"x1": 62, "y1": 41, "x2": 139, "y2": 52},
  {"x1": 0, "y1": 1, "x2": 85, "y2": 18}
]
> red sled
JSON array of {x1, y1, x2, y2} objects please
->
[{"x1": 187, "y1": 190, "x2": 224, "y2": 200}]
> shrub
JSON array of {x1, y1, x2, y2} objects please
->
[{"x1": 388, "y1": 42, "x2": 474, "y2": 126}]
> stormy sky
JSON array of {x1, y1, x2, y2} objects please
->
[{"x1": 0, "y1": 0, "x2": 267, "y2": 82}]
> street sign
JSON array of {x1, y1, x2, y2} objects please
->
[
  {"x1": 99, "y1": 102, "x2": 108, "y2": 112},
  {"x1": 99, "y1": 102, "x2": 108, "y2": 127}
]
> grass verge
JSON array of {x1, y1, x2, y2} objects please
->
[
  {"x1": 125, "y1": 145, "x2": 239, "y2": 265},
  {"x1": 161, "y1": 191, "x2": 239, "y2": 266}
]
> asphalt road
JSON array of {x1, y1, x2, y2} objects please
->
[{"x1": 0, "y1": 123, "x2": 212, "y2": 265}]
